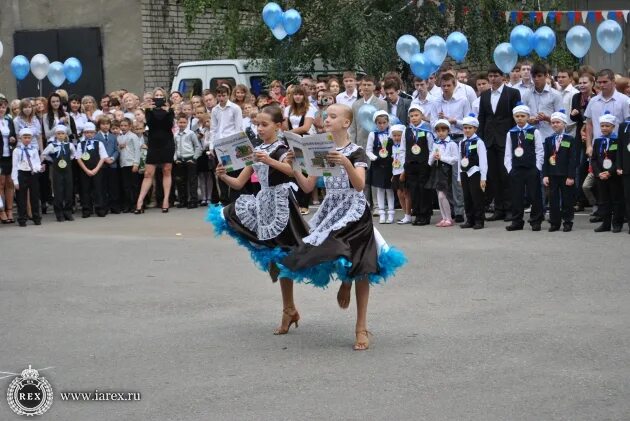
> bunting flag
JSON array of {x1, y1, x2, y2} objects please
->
[{"x1": 505, "y1": 9, "x2": 630, "y2": 24}]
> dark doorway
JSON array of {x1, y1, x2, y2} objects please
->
[{"x1": 13, "y1": 27, "x2": 104, "y2": 99}]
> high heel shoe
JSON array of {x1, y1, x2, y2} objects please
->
[
  {"x1": 273, "y1": 307, "x2": 300, "y2": 335},
  {"x1": 353, "y1": 330, "x2": 372, "y2": 351},
  {"x1": 162, "y1": 207, "x2": 169, "y2": 213},
  {"x1": 133, "y1": 207, "x2": 145, "y2": 214}
]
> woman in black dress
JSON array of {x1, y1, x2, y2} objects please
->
[{"x1": 135, "y1": 88, "x2": 175, "y2": 213}]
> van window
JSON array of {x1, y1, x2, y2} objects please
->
[
  {"x1": 249, "y1": 76, "x2": 265, "y2": 96},
  {"x1": 178, "y1": 79, "x2": 202, "y2": 98},
  {"x1": 209, "y1": 78, "x2": 236, "y2": 93}
]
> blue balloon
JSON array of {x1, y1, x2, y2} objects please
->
[
  {"x1": 47, "y1": 61, "x2": 65, "y2": 87},
  {"x1": 11, "y1": 55, "x2": 30, "y2": 81},
  {"x1": 446, "y1": 32, "x2": 468, "y2": 63},
  {"x1": 533, "y1": 26, "x2": 556, "y2": 58},
  {"x1": 565, "y1": 25, "x2": 591, "y2": 58},
  {"x1": 271, "y1": 23, "x2": 287, "y2": 40},
  {"x1": 63, "y1": 57, "x2": 82, "y2": 84},
  {"x1": 262, "y1": 3, "x2": 283, "y2": 29},
  {"x1": 388, "y1": 114, "x2": 401, "y2": 125},
  {"x1": 282, "y1": 9, "x2": 302, "y2": 36},
  {"x1": 396, "y1": 35, "x2": 420, "y2": 64},
  {"x1": 493, "y1": 42, "x2": 518, "y2": 74},
  {"x1": 357, "y1": 104, "x2": 378, "y2": 132},
  {"x1": 510, "y1": 25, "x2": 534, "y2": 56},
  {"x1": 424, "y1": 36, "x2": 447, "y2": 67},
  {"x1": 596, "y1": 19, "x2": 622, "y2": 54},
  {"x1": 409, "y1": 52, "x2": 433, "y2": 80}
]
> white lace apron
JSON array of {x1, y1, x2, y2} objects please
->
[
  {"x1": 303, "y1": 143, "x2": 367, "y2": 246},
  {"x1": 234, "y1": 141, "x2": 292, "y2": 241}
]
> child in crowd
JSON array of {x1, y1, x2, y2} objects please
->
[
  {"x1": 366, "y1": 111, "x2": 395, "y2": 223},
  {"x1": 457, "y1": 114, "x2": 487, "y2": 229},
  {"x1": 41, "y1": 125, "x2": 76, "y2": 221},
  {"x1": 12, "y1": 128, "x2": 43, "y2": 226},
  {"x1": 542, "y1": 111, "x2": 578, "y2": 232},
  {"x1": 591, "y1": 112, "x2": 623, "y2": 233},
  {"x1": 404, "y1": 104, "x2": 434, "y2": 225},
  {"x1": 76, "y1": 122, "x2": 108, "y2": 218},
  {"x1": 174, "y1": 113, "x2": 201, "y2": 209},
  {"x1": 182, "y1": 102, "x2": 199, "y2": 132},
  {"x1": 118, "y1": 118, "x2": 143, "y2": 213},
  {"x1": 617, "y1": 116, "x2": 630, "y2": 234},
  {"x1": 95, "y1": 116, "x2": 120, "y2": 214},
  {"x1": 504, "y1": 104, "x2": 544, "y2": 231},
  {"x1": 197, "y1": 113, "x2": 214, "y2": 206},
  {"x1": 427, "y1": 119, "x2": 459, "y2": 227},
  {"x1": 390, "y1": 124, "x2": 410, "y2": 224}
]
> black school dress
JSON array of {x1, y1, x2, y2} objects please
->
[
  {"x1": 145, "y1": 108, "x2": 175, "y2": 165},
  {"x1": 208, "y1": 139, "x2": 310, "y2": 274},
  {"x1": 280, "y1": 143, "x2": 407, "y2": 287}
]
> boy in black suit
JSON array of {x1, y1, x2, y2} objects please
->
[
  {"x1": 617, "y1": 117, "x2": 630, "y2": 234},
  {"x1": 592, "y1": 112, "x2": 623, "y2": 233},
  {"x1": 542, "y1": 111, "x2": 578, "y2": 232}
]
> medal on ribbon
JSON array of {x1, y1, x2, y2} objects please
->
[
  {"x1": 514, "y1": 147, "x2": 524, "y2": 157},
  {"x1": 81, "y1": 152, "x2": 90, "y2": 161},
  {"x1": 58, "y1": 159, "x2": 67, "y2": 169},
  {"x1": 411, "y1": 144, "x2": 421, "y2": 155},
  {"x1": 461, "y1": 157, "x2": 469, "y2": 168}
]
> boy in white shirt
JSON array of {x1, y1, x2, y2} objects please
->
[{"x1": 12, "y1": 128, "x2": 43, "y2": 226}]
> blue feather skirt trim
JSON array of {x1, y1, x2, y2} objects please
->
[{"x1": 207, "y1": 205, "x2": 407, "y2": 288}]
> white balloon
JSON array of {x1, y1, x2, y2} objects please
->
[
  {"x1": 30, "y1": 53, "x2": 50, "y2": 80},
  {"x1": 0, "y1": 41, "x2": 3, "y2": 59}
]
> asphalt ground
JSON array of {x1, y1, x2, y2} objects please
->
[{"x1": 1, "y1": 206, "x2": 629, "y2": 421}]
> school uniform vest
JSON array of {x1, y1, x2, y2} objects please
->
[
  {"x1": 618, "y1": 121, "x2": 630, "y2": 174},
  {"x1": 371, "y1": 132, "x2": 394, "y2": 167},
  {"x1": 404, "y1": 127, "x2": 429, "y2": 165},
  {"x1": 543, "y1": 134, "x2": 576, "y2": 177},
  {"x1": 287, "y1": 114, "x2": 305, "y2": 131},
  {"x1": 460, "y1": 137, "x2": 480, "y2": 172},
  {"x1": 592, "y1": 136, "x2": 619, "y2": 175},
  {"x1": 510, "y1": 127, "x2": 537, "y2": 169},
  {"x1": 51, "y1": 142, "x2": 72, "y2": 172},
  {"x1": 80, "y1": 139, "x2": 101, "y2": 169}
]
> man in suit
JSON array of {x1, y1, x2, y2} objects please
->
[
  {"x1": 383, "y1": 79, "x2": 411, "y2": 127},
  {"x1": 349, "y1": 75, "x2": 387, "y2": 206},
  {"x1": 478, "y1": 64, "x2": 522, "y2": 221}
]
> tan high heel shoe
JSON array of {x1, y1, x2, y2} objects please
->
[
  {"x1": 353, "y1": 330, "x2": 371, "y2": 351},
  {"x1": 273, "y1": 307, "x2": 300, "y2": 335}
]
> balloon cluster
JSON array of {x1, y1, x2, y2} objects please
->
[
  {"x1": 494, "y1": 19, "x2": 623, "y2": 73},
  {"x1": 10, "y1": 53, "x2": 83, "y2": 86},
  {"x1": 396, "y1": 32, "x2": 468, "y2": 80},
  {"x1": 262, "y1": 2, "x2": 302, "y2": 41}
]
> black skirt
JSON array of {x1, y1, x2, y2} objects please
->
[
  {"x1": 281, "y1": 206, "x2": 378, "y2": 282},
  {"x1": 426, "y1": 162, "x2": 452, "y2": 191},
  {"x1": 370, "y1": 163, "x2": 393, "y2": 189},
  {"x1": 146, "y1": 145, "x2": 175, "y2": 165},
  {"x1": 0, "y1": 157, "x2": 12, "y2": 176}
]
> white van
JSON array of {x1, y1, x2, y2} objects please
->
[{"x1": 171, "y1": 59, "x2": 352, "y2": 98}]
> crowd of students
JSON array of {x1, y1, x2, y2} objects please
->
[{"x1": 0, "y1": 61, "x2": 629, "y2": 233}]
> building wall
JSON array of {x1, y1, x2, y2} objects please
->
[{"x1": 0, "y1": 0, "x2": 145, "y2": 99}]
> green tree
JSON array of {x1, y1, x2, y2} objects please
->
[{"x1": 182, "y1": 0, "x2": 573, "y2": 82}]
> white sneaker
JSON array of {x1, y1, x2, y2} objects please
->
[
  {"x1": 397, "y1": 216, "x2": 411, "y2": 224},
  {"x1": 379, "y1": 211, "x2": 386, "y2": 224},
  {"x1": 386, "y1": 211, "x2": 395, "y2": 224}
]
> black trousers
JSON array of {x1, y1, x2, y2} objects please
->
[
  {"x1": 461, "y1": 171, "x2": 485, "y2": 225},
  {"x1": 510, "y1": 167, "x2": 543, "y2": 226},
  {"x1": 295, "y1": 185, "x2": 310, "y2": 208},
  {"x1": 596, "y1": 176, "x2": 624, "y2": 227},
  {"x1": 39, "y1": 164, "x2": 52, "y2": 206},
  {"x1": 51, "y1": 167, "x2": 73, "y2": 218},
  {"x1": 16, "y1": 171, "x2": 40, "y2": 224},
  {"x1": 79, "y1": 169, "x2": 105, "y2": 215},
  {"x1": 103, "y1": 166, "x2": 121, "y2": 212},
  {"x1": 548, "y1": 175, "x2": 575, "y2": 226},
  {"x1": 120, "y1": 167, "x2": 139, "y2": 211},
  {"x1": 407, "y1": 165, "x2": 432, "y2": 220},
  {"x1": 174, "y1": 160, "x2": 198, "y2": 205},
  {"x1": 624, "y1": 175, "x2": 630, "y2": 229},
  {"x1": 486, "y1": 145, "x2": 511, "y2": 212}
]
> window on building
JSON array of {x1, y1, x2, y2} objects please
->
[
  {"x1": 249, "y1": 76, "x2": 265, "y2": 96},
  {"x1": 209, "y1": 78, "x2": 236, "y2": 93},
  {"x1": 178, "y1": 79, "x2": 202, "y2": 98}
]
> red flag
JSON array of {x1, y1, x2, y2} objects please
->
[
  {"x1": 516, "y1": 11, "x2": 523, "y2": 23},
  {"x1": 595, "y1": 11, "x2": 603, "y2": 22},
  {"x1": 616, "y1": 11, "x2": 624, "y2": 21},
  {"x1": 536, "y1": 11, "x2": 543, "y2": 23},
  {"x1": 555, "y1": 11, "x2": 563, "y2": 24},
  {"x1": 574, "y1": 11, "x2": 582, "y2": 23}
]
